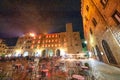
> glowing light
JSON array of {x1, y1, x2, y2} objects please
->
[
  {"x1": 60, "y1": 48, "x2": 66, "y2": 57},
  {"x1": 52, "y1": 35, "x2": 54, "y2": 38},
  {"x1": 16, "y1": 49, "x2": 21, "y2": 53},
  {"x1": 32, "y1": 41, "x2": 35, "y2": 44},
  {"x1": 49, "y1": 35, "x2": 51, "y2": 38},
  {"x1": 52, "y1": 40, "x2": 54, "y2": 42},
  {"x1": 29, "y1": 33, "x2": 35, "y2": 37},
  {"x1": 35, "y1": 49, "x2": 42, "y2": 57},
  {"x1": 46, "y1": 35, "x2": 48, "y2": 38},
  {"x1": 84, "y1": 40, "x2": 87, "y2": 44},
  {"x1": 101, "y1": 52, "x2": 104, "y2": 55},
  {"x1": 88, "y1": 51, "x2": 92, "y2": 57},
  {"x1": 90, "y1": 35, "x2": 94, "y2": 46},
  {"x1": 39, "y1": 36, "x2": 41, "y2": 39},
  {"x1": 52, "y1": 44, "x2": 53, "y2": 47},
  {"x1": 38, "y1": 40, "x2": 40, "y2": 43},
  {"x1": 23, "y1": 52, "x2": 28, "y2": 57}
]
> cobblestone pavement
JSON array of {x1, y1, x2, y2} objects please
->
[{"x1": 82, "y1": 59, "x2": 120, "y2": 80}]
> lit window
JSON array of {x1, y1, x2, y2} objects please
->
[
  {"x1": 56, "y1": 34, "x2": 57, "y2": 37},
  {"x1": 52, "y1": 35, "x2": 54, "y2": 38},
  {"x1": 112, "y1": 10, "x2": 120, "y2": 25},
  {"x1": 46, "y1": 35, "x2": 48, "y2": 38},
  {"x1": 52, "y1": 44, "x2": 53, "y2": 47},
  {"x1": 32, "y1": 41, "x2": 35, "y2": 44},
  {"x1": 48, "y1": 45, "x2": 50, "y2": 47},
  {"x1": 64, "y1": 38, "x2": 66, "y2": 42},
  {"x1": 31, "y1": 45, "x2": 34, "y2": 49},
  {"x1": 49, "y1": 40, "x2": 51, "y2": 43},
  {"x1": 33, "y1": 37, "x2": 36, "y2": 39},
  {"x1": 38, "y1": 40, "x2": 40, "y2": 43},
  {"x1": 37, "y1": 45, "x2": 39, "y2": 48},
  {"x1": 52, "y1": 40, "x2": 54, "y2": 42},
  {"x1": 44, "y1": 44, "x2": 47, "y2": 47},
  {"x1": 55, "y1": 44, "x2": 57, "y2": 47},
  {"x1": 49, "y1": 35, "x2": 51, "y2": 38},
  {"x1": 59, "y1": 44, "x2": 61, "y2": 47},
  {"x1": 55, "y1": 39, "x2": 58, "y2": 42},
  {"x1": 64, "y1": 43, "x2": 67, "y2": 47},
  {"x1": 39, "y1": 36, "x2": 41, "y2": 39}
]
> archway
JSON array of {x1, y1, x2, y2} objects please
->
[
  {"x1": 102, "y1": 40, "x2": 117, "y2": 64},
  {"x1": 23, "y1": 51, "x2": 29, "y2": 57},
  {"x1": 56, "y1": 49, "x2": 60, "y2": 57},
  {"x1": 42, "y1": 50, "x2": 46, "y2": 57},
  {"x1": 95, "y1": 45, "x2": 103, "y2": 61},
  {"x1": 48, "y1": 49, "x2": 54, "y2": 57}
]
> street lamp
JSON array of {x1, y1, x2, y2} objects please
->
[{"x1": 84, "y1": 40, "x2": 87, "y2": 44}]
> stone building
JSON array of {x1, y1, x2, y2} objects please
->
[
  {"x1": 0, "y1": 39, "x2": 8, "y2": 56},
  {"x1": 81, "y1": 0, "x2": 120, "y2": 65},
  {"x1": 14, "y1": 23, "x2": 82, "y2": 57}
]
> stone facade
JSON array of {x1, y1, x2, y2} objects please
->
[
  {"x1": 0, "y1": 39, "x2": 8, "y2": 56},
  {"x1": 81, "y1": 0, "x2": 120, "y2": 65},
  {"x1": 14, "y1": 23, "x2": 82, "y2": 57}
]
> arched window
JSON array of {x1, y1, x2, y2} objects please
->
[{"x1": 102, "y1": 40, "x2": 117, "y2": 64}]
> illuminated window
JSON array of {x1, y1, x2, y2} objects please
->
[
  {"x1": 32, "y1": 41, "x2": 35, "y2": 44},
  {"x1": 55, "y1": 34, "x2": 57, "y2": 37},
  {"x1": 55, "y1": 44, "x2": 57, "y2": 47},
  {"x1": 112, "y1": 10, "x2": 120, "y2": 25},
  {"x1": 45, "y1": 44, "x2": 47, "y2": 47},
  {"x1": 39, "y1": 36, "x2": 41, "y2": 39},
  {"x1": 52, "y1": 35, "x2": 54, "y2": 38},
  {"x1": 52, "y1": 40, "x2": 54, "y2": 42},
  {"x1": 31, "y1": 45, "x2": 34, "y2": 49},
  {"x1": 38, "y1": 40, "x2": 40, "y2": 43},
  {"x1": 46, "y1": 35, "x2": 48, "y2": 38},
  {"x1": 37, "y1": 45, "x2": 39, "y2": 48},
  {"x1": 49, "y1": 40, "x2": 51, "y2": 43},
  {"x1": 64, "y1": 43, "x2": 67, "y2": 47},
  {"x1": 33, "y1": 37, "x2": 36, "y2": 39},
  {"x1": 52, "y1": 44, "x2": 53, "y2": 47},
  {"x1": 42, "y1": 45, "x2": 44, "y2": 47},
  {"x1": 49, "y1": 35, "x2": 51, "y2": 38},
  {"x1": 64, "y1": 38, "x2": 66, "y2": 42},
  {"x1": 55, "y1": 39, "x2": 58, "y2": 42},
  {"x1": 48, "y1": 45, "x2": 50, "y2": 47},
  {"x1": 59, "y1": 44, "x2": 61, "y2": 47},
  {"x1": 100, "y1": 0, "x2": 108, "y2": 8}
]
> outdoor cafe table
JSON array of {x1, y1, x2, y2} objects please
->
[
  {"x1": 72, "y1": 74, "x2": 85, "y2": 80},
  {"x1": 15, "y1": 64, "x2": 21, "y2": 69},
  {"x1": 81, "y1": 66, "x2": 89, "y2": 70}
]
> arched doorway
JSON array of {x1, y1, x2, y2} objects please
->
[
  {"x1": 42, "y1": 50, "x2": 46, "y2": 57},
  {"x1": 95, "y1": 45, "x2": 103, "y2": 61},
  {"x1": 23, "y1": 51, "x2": 29, "y2": 57},
  {"x1": 48, "y1": 49, "x2": 53, "y2": 57},
  {"x1": 56, "y1": 49, "x2": 60, "y2": 57},
  {"x1": 102, "y1": 40, "x2": 117, "y2": 64}
]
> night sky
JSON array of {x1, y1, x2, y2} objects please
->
[{"x1": 0, "y1": 0, "x2": 83, "y2": 38}]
